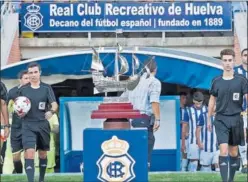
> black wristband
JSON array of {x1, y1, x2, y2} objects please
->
[{"x1": 4, "y1": 124, "x2": 11, "y2": 128}]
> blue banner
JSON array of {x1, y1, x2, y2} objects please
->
[{"x1": 21, "y1": 2, "x2": 232, "y2": 32}]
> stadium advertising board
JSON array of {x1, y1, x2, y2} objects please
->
[{"x1": 21, "y1": 2, "x2": 232, "y2": 32}]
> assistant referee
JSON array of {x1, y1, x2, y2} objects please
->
[{"x1": 208, "y1": 49, "x2": 248, "y2": 182}]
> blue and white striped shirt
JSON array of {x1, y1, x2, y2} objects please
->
[
  {"x1": 197, "y1": 113, "x2": 218, "y2": 153},
  {"x1": 235, "y1": 65, "x2": 248, "y2": 78},
  {"x1": 180, "y1": 107, "x2": 185, "y2": 139},
  {"x1": 180, "y1": 107, "x2": 186, "y2": 139},
  {"x1": 183, "y1": 105, "x2": 208, "y2": 144},
  {"x1": 234, "y1": 65, "x2": 248, "y2": 110},
  {"x1": 121, "y1": 73, "x2": 161, "y2": 116}
]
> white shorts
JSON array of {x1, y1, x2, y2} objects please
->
[
  {"x1": 243, "y1": 115, "x2": 247, "y2": 129},
  {"x1": 187, "y1": 144, "x2": 200, "y2": 160},
  {"x1": 200, "y1": 150, "x2": 220, "y2": 166}
]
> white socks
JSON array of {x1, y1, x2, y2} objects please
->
[
  {"x1": 189, "y1": 161, "x2": 198, "y2": 172},
  {"x1": 181, "y1": 159, "x2": 188, "y2": 171},
  {"x1": 239, "y1": 144, "x2": 247, "y2": 166},
  {"x1": 200, "y1": 166, "x2": 212, "y2": 172}
]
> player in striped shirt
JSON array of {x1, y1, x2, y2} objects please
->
[
  {"x1": 234, "y1": 48, "x2": 247, "y2": 174},
  {"x1": 182, "y1": 91, "x2": 207, "y2": 172},
  {"x1": 234, "y1": 48, "x2": 248, "y2": 78},
  {"x1": 196, "y1": 111, "x2": 220, "y2": 172},
  {"x1": 180, "y1": 92, "x2": 188, "y2": 171}
]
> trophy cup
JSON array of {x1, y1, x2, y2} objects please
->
[
  {"x1": 90, "y1": 45, "x2": 144, "y2": 129},
  {"x1": 83, "y1": 43, "x2": 149, "y2": 182}
]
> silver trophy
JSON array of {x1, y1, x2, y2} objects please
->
[
  {"x1": 90, "y1": 31, "x2": 153, "y2": 104},
  {"x1": 91, "y1": 46, "x2": 142, "y2": 94}
]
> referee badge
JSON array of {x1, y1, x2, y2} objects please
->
[
  {"x1": 39, "y1": 102, "x2": 46, "y2": 110},
  {"x1": 233, "y1": 93, "x2": 240, "y2": 101}
]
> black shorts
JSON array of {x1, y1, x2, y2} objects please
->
[
  {"x1": 11, "y1": 125, "x2": 23, "y2": 153},
  {"x1": 1, "y1": 141, "x2": 7, "y2": 160},
  {"x1": 214, "y1": 114, "x2": 245, "y2": 146},
  {"x1": 22, "y1": 120, "x2": 50, "y2": 151}
]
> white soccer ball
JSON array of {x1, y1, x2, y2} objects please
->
[{"x1": 14, "y1": 96, "x2": 31, "y2": 116}]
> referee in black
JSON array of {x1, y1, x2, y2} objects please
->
[
  {"x1": 17, "y1": 63, "x2": 58, "y2": 182},
  {"x1": 8, "y1": 70, "x2": 29, "y2": 173},
  {"x1": 208, "y1": 49, "x2": 248, "y2": 182},
  {"x1": 0, "y1": 81, "x2": 10, "y2": 173}
]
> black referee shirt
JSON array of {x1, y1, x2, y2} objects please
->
[
  {"x1": 18, "y1": 82, "x2": 56, "y2": 122},
  {"x1": 210, "y1": 74, "x2": 248, "y2": 116}
]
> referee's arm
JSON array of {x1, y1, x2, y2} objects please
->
[
  {"x1": 47, "y1": 85, "x2": 58, "y2": 113},
  {"x1": 207, "y1": 95, "x2": 216, "y2": 132},
  {"x1": 245, "y1": 94, "x2": 248, "y2": 112},
  {"x1": 1, "y1": 83, "x2": 9, "y2": 125},
  {"x1": 1, "y1": 100, "x2": 9, "y2": 125},
  {"x1": 208, "y1": 95, "x2": 216, "y2": 118},
  {"x1": 242, "y1": 75, "x2": 248, "y2": 112},
  {"x1": 208, "y1": 79, "x2": 217, "y2": 131}
]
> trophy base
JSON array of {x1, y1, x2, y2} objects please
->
[
  {"x1": 91, "y1": 102, "x2": 142, "y2": 119},
  {"x1": 103, "y1": 118, "x2": 130, "y2": 129},
  {"x1": 91, "y1": 98, "x2": 142, "y2": 130}
]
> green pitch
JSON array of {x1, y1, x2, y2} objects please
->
[{"x1": 1, "y1": 173, "x2": 246, "y2": 182}]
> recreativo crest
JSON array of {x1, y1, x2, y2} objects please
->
[
  {"x1": 97, "y1": 136, "x2": 136, "y2": 182},
  {"x1": 24, "y1": 4, "x2": 43, "y2": 31}
]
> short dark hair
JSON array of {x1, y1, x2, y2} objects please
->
[
  {"x1": 241, "y1": 48, "x2": 247, "y2": 55},
  {"x1": 179, "y1": 92, "x2": 187, "y2": 96},
  {"x1": 220, "y1": 49, "x2": 235, "y2": 59},
  {"x1": 27, "y1": 62, "x2": 41, "y2": 71},
  {"x1": 143, "y1": 56, "x2": 157, "y2": 73},
  {"x1": 18, "y1": 70, "x2": 28, "y2": 79},
  {"x1": 193, "y1": 91, "x2": 204, "y2": 102}
]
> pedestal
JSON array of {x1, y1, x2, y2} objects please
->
[
  {"x1": 83, "y1": 98, "x2": 148, "y2": 182},
  {"x1": 91, "y1": 102, "x2": 143, "y2": 129},
  {"x1": 83, "y1": 129, "x2": 148, "y2": 182},
  {"x1": 103, "y1": 119, "x2": 130, "y2": 129}
]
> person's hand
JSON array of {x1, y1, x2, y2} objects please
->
[
  {"x1": 4, "y1": 127, "x2": 10, "y2": 139},
  {"x1": 198, "y1": 142, "x2": 204, "y2": 150},
  {"x1": 186, "y1": 132, "x2": 189, "y2": 138},
  {"x1": 45, "y1": 111, "x2": 53, "y2": 120},
  {"x1": 16, "y1": 112, "x2": 25, "y2": 118},
  {"x1": 153, "y1": 119, "x2": 160, "y2": 132},
  {"x1": 242, "y1": 109, "x2": 248, "y2": 117},
  {"x1": 207, "y1": 119, "x2": 212, "y2": 132}
]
